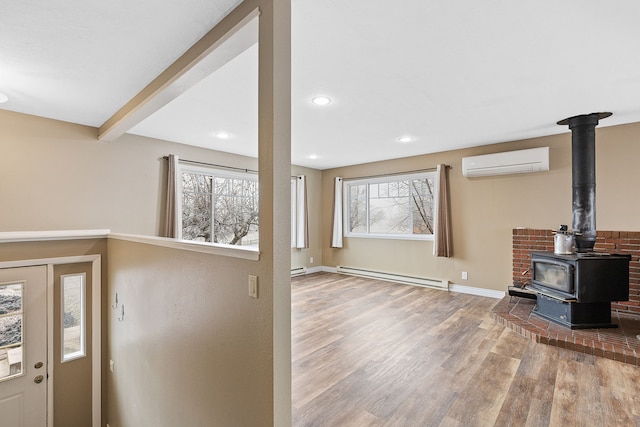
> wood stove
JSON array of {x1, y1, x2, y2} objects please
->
[
  {"x1": 530, "y1": 251, "x2": 630, "y2": 328},
  {"x1": 530, "y1": 112, "x2": 631, "y2": 329}
]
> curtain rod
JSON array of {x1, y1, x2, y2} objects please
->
[
  {"x1": 164, "y1": 156, "x2": 258, "y2": 174},
  {"x1": 341, "y1": 164, "x2": 451, "y2": 182}
]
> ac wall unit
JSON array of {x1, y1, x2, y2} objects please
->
[{"x1": 462, "y1": 147, "x2": 549, "y2": 178}]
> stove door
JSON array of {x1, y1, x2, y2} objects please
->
[{"x1": 532, "y1": 259, "x2": 574, "y2": 294}]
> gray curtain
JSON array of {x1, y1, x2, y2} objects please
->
[
  {"x1": 162, "y1": 154, "x2": 178, "y2": 238},
  {"x1": 295, "y1": 175, "x2": 309, "y2": 249},
  {"x1": 433, "y1": 164, "x2": 452, "y2": 257},
  {"x1": 331, "y1": 177, "x2": 343, "y2": 248}
]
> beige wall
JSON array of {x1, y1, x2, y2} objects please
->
[
  {"x1": 106, "y1": 239, "x2": 271, "y2": 426},
  {"x1": 321, "y1": 121, "x2": 640, "y2": 292}
]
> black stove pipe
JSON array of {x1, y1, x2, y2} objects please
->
[{"x1": 557, "y1": 112, "x2": 611, "y2": 252}]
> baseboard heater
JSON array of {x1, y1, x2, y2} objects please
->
[
  {"x1": 291, "y1": 267, "x2": 307, "y2": 277},
  {"x1": 336, "y1": 266, "x2": 448, "y2": 290}
]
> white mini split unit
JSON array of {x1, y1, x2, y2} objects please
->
[{"x1": 461, "y1": 146, "x2": 549, "y2": 178}]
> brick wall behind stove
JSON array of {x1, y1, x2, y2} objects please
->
[{"x1": 512, "y1": 228, "x2": 640, "y2": 316}]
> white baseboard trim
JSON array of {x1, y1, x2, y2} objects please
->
[{"x1": 449, "y1": 283, "x2": 505, "y2": 299}]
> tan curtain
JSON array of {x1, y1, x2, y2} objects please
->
[
  {"x1": 161, "y1": 154, "x2": 178, "y2": 238},
  {"x1": 330, "y1": 177, "x2": 343, "y2": 248},
  {"x1": 433, "y1": 164, "x2": 452, "y2": 257},
  {"x1": 295, "y1": 175, "x2": 309, "y2": 249}
]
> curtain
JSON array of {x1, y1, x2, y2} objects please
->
[
  {"x1": 433, "y1": 164, "x2": 452, "y2": 257},
  {"x1": 161, "y1": 154, "x2": 178, "y2": 238},
  {"x1": 331, "y1": 177, "x2": 343, "y2": 248},
  {"x1": 295, "y1": 175, "x2": 309, "y2": 249}
]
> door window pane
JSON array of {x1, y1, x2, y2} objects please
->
[
  {"x1": 0, "y1": 282, "x2": 23, "y2": 381},
  {"x1": 62, "y1": 274, "x2": 86, "y2": 362}
]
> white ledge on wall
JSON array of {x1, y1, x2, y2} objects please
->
[
  {"x1": 0, "y1": 230, "x2": 260, "y2": 261},
  {"x1": 0, "y1": 229, "x2": 111, "y2": 243},
  {"x1": 108, "y1": 233, "x2": 260, "y2": 261}
]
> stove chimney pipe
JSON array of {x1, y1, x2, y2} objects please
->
[{"x1": 557, "y1": 112, "x2": 611, "y2": 252}]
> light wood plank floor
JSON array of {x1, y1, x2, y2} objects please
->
[{"x1": 292, "y1": 272, "x2": 640, "y2": 427}]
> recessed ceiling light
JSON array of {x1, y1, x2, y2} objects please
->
[
  {"x1": 311, "y1": 96, "x2": 332, "y2": 106},
  {"x1": 307, "y1": 154, "x2": 319, "y2": 160},
  {"x1": 213, "y1": 131, "x2": 231, "y2": 139},
  {"x1": 0, "y1": 92, "x2": 8, "y2": 104},
  {"x1": 396, "y1": 136, "x2": 414, "y2": 143}
]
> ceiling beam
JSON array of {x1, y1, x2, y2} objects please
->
[{"x1": 98, "y1": 4, "x2": 259, "y2": 141}]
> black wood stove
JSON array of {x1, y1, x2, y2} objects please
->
[
  {"x1": 530, "y1": 251, "x2": 630, "y2": 328},
  {"x1": 529, "y1": 113, "x2": 631, "y2": 329}
]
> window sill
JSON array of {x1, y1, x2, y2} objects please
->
[{"x1": 344, "y1": 234, "x2": 434, "y2": 242}]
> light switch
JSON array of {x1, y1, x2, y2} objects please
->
[{"x1": 248, "y1": 275, "x2": 258, "y2": 298}]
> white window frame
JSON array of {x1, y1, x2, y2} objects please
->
[
  {"x1": 343, "y1": 171, "x2": 436, "y2": 241},
  {"x1": 177, "y1": 163, "x2": 259, "y2": 245},
  {"x1": 61, "y1": 272, "x2": 86, "y2": 363}
]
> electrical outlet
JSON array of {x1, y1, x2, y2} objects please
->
[
  {"x1": 248, "y1": 275, "x2": 258, "y2": 298},
  {"x1": 310, "y1": 257, "x2": 314, "y2": 264},
  {"x1": 462, "y1": 271, "x2": 468, "y2": 280}
]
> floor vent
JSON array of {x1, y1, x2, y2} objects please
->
[
  {"x1": 336, "y1": 266, "x2": 448, "y2": 290},
  {"x1": 291, "y1": 267, "x2": 307, "y2": 277}
]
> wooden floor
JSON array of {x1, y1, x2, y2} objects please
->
[{"x1": 292, "y1": 272, "x2": 640, "y2": 427}]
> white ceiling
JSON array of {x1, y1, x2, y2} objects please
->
[{"x1": 2, "y1": 0, "x2": 640, "y2": 169}]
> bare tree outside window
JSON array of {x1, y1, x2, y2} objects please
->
[
  {"x1": 411, "y1": 178, "x2": 435, "y2": 234},
  {"x1": 181, "y1": 171, "x2": 259, "y2": 246},
  {"x1": 213, "y1": 177, "x2": 259, "y2": 245},
  {"x1": 182, "y1": 173, "x2": 213, "y2": 242},
  {"x1": 345, "y1": 173, "x2": 435, "y2": 238},
  {"x1": 349, "y1": 184, "x2": 367, "y2": 233}
]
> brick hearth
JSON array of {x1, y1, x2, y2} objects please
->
[
  {"x1": 501, "y1": 228, "x2": 640, "y2": 364},
  {"x1": 492, "y1": 296, "x2": 640, "y2": 366}
]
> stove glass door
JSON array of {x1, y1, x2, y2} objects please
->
[{"x1": 533, "y1": 260, "x2": 573, "y2": 293}]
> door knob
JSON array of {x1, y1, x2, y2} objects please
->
[
  {"x1": 34, "y1": 375, "x2": 44, "y2": 384},
  {"x1": 34, "y1": 362, "x2": 43, "y2": 369}
]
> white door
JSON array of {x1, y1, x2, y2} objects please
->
[{"x1": 0, "y1": 266, "x2": 48, "y2": 427}]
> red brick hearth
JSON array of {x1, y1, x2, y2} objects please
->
[
  {"x1": 492, "y1": 296, "x2": 640, "y2": 366},
  {"x1": 491, "y1": 228, "x2": 640, "y2": 365}
]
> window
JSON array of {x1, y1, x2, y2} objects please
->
[
  {"x1": 0, "y1": 282, "x2": 24, "y2": 380},
  {"x1": 179, "y1": 164, "x2": 259, "y2": 247},
  {"x1": 62, "y1": 273, "x2": 86, "y2": 362},
  {"x1": 344, "y1": 172, "x2": 436, "y2": 240}
]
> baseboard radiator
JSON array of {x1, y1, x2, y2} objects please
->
[
  {"x1": 336, "y1": 266, "x2": 448, "y2": 290},
  {"x1": 291, "y1": 267, "x2": 307, "y2": 277}
]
